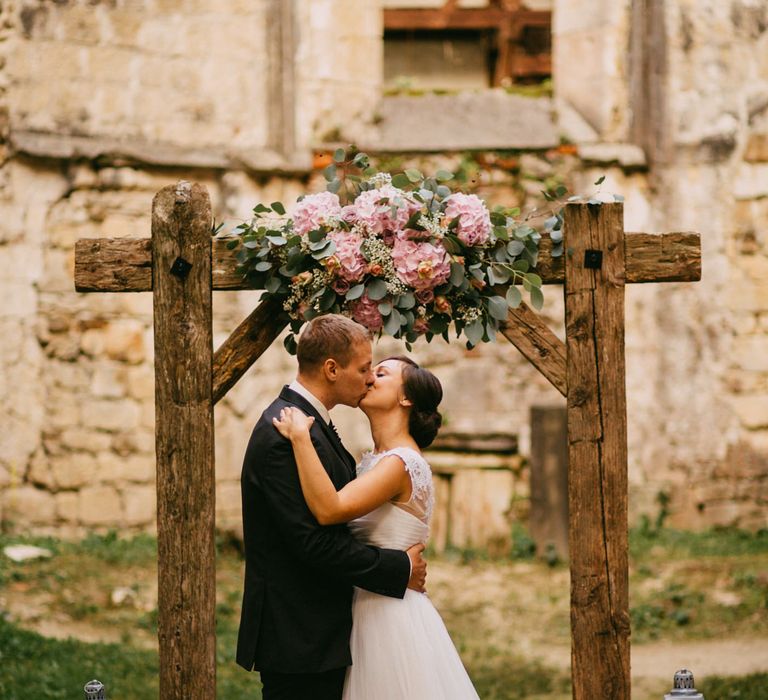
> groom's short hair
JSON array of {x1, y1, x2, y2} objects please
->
[{"x1": 297, "y1": 314, "x2": 370, "y2": 372}]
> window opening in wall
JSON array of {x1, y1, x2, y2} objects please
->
[{"x1": 383, "y1": 1, "x2": 551, "y2": 93}]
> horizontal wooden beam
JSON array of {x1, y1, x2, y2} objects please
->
[
  {"x1": 74, "y1": 232, "x2": 701, "y2": 293},
  {"x1": 383, "y1": 8, "x2": 549, "y2": 34}
]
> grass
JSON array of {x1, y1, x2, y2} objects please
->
[{"x1": 1, "y1": 527, "x2": 768, "y2": 699}]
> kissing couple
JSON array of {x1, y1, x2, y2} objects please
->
[{"x1": 236, "y1": 314, "x2": 479, "y2": 699}]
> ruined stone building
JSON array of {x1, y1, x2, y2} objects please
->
[{"x1": 0, "y1": 0, "x2": 766, "y2": 543}]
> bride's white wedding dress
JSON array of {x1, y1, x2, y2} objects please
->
[{"x1": 343, "y1": 447, "x2": 480, "y2": 700}]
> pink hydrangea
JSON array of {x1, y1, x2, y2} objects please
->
[
  {"x1": 350, "y1": 293, "x2": 383, "y2": 331},
  {"x1": 444, "y1": 192, "x2": 491, "y2": 246},
  {"x1": 349, "y1": 185, "x2": 420, "y2": 235},
  {"x1": 292, "y1": 191, "x2": 342, "y2": 236},
  {"x1": 391, "y1": 237, "x2": 451, "y2": 291},
  {"x1": 327, "y1": 231, "x2": 367, "y2": 282}
]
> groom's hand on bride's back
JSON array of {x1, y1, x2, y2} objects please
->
[{"x1": 406, "y1": 543, "x2": 427, "y2": 593}]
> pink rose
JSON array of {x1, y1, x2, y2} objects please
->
[
  {"x1": 350, "y1": 293, "x2": 384, "y2": 331},
  {"x1": 391, "y1": 238, "x2": 451, "y2": 291},
  {"x1": 444, "y1": 192, "x2": 491, "y2": 246},
  {"x1": 327, "y1": 231, "x2": 367, "y2": 282},
  {"x1": 412, "y1": 317, "x2": 430, "y2": 335},
  {"x1": 332, "y1": 278, "x2": 351, "y2": 295},
  {"x1": 292, "y1": 191, "x2": 342, "y2": 236},
  {"x1": 415, "y1": 289, "x2": 434, "y2": 305}
]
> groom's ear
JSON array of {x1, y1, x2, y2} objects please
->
[{"x1": 322, "y1": 358, "x2": 340, "y2": 382}]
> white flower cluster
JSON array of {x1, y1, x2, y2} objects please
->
[
  {"x1": 366, "y1": 172, "x2": 392, "y2": 188},
  {"x1": 454, "y1": 303, "x2": 482, "y2": 323},
  {"x1": 417, "y1": 214, "x2": 448, "y2": 239}
]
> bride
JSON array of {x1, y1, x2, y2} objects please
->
[{"x1": 273, "y1": 355, "x2": 480, "y2": 699}]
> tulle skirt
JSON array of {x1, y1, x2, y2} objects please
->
[{"x1": 342, "y1": 587, "x2": 480, "y2": 700}]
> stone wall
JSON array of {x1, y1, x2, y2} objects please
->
[{"x1": 1, "y1": 0, "x2": 766, "y2": 538}]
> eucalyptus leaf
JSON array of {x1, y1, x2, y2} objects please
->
[
  {"x1": 265, "y1": 276, "x2": 282, "y2": 294},
  {"x1": 525, "y1": 272, "x2": 543, "y2": 288},
  {"x1": 436, "y1": 185, "x2": 451, "y2": 198},
  {"x1": 493, "y1": 226, "x2": 509, "y2": 241},
  {"x1": 449, "y1": 263, "x2": 465, "y2": 287},
  {"x1": 319, "y1": 288, "x2": 337, "y2": 312},
  {"x1": 465, "y1": 320, "x2": 484, "y2": 346},
  {"x1": 324, "y1": 164, "x2": 337, "y2": 181},
  {"x1": 346, "y1": 284, "x2": 365, "y2": 300},
  {"x1": 530, "y1": 286, "x2": 544, "y2": 311},
  {"x1": 366, "y1": 278, "x2": 388, "y2": 300},
  {"x1": 270, "y1": 201, "x2": 286, "y2": 215},
  {"x1": 254, "y1": 261, "x2": 273, "y2": 272},
  {"x1": 392, "y1": 173, "x2": 410, "y2": 189},
  {"x1": 333, "y1": 148, "x2": 346, "y2": 163},
  {"x1": 507, "y1": 240, "x2": 525, "y2": 256},
  {"x1": 308, "y1": 229, "x2": 325, "y2": 243},
  {"x1": 267, "y1": 235, "x2": 287, "y2": 246},
  {"x1": 435, "y1": 169, "x2": 454, "y2": 182},
  {"x1": 327, "y1": 178, "x2": 341, "y2": 194},
  {"x1": 404, "y1": 168, "x2": 423, "y2": 183},
  {"x1": 384, "y1": 311, "x2": 401, "y2": 336},
  {"x1": 396, "y1": 292, "x2": 415, "y2": 309},
  {"x1": 487, "y1": 295, "x2": 509, "y2": 321},
  {"x1": 283, "y1": 333, "x2": 298, "y2": 355},
  {"x1": 253, "y1": 203, "x2": 271, "y2": 214},
  {"x1": 377, "y1": 300, "x2": 393, "y2": 315},
  {"x1": 226, "y1": 239, "x2": 239, "y2": 250},
  {"x1": 506, "y1": 285, "x2": 522, "y2": 309}
]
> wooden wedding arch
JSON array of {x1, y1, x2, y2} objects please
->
[{"x1": 74, "y1": 181, "x2": 701, "y2": 700}]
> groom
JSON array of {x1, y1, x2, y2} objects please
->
[{"x1": 236, "y1": 314, "x2": 427, "y2": 700}]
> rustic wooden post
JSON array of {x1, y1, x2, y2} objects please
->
[
  {"x1": 529, "y1": 405, "x2": 569, "y2": 559},
  {"x1": 152, "y1": 182, "x2": 216, "y2": 699},
  {"x1": 564, "y1": 202, "x2": 631, "y2": 699}
]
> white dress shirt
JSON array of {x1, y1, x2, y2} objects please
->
[{"x1": 288, "y1": 380, "x2": 331, "y2": 424}]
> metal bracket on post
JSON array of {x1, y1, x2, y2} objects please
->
[{"x1": 584, "y1": 249, "x2": 603, "y2": 269}]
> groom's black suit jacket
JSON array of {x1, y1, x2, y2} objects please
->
[{"x1": 236, "y1": 386, "x2": 411, "y2": 674}]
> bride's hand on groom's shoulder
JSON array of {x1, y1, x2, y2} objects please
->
[{"x1": 273, "y1": 407, "x2": 314, "y2": 441}]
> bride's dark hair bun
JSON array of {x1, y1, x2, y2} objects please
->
[{"x1": 385, "y1": 355, "x2": 443, "y2": 448}]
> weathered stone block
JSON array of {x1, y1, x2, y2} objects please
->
[
  {"x1": 60, "y1": 428, "x2": 112, "y2": 453},
  {"x1": 51, "y1": 453, "x2": 99, "y2": 489},
  {"x1": 104, "y1": 320, "x2": 146, "y2": 364},
  {"x1": 126, "y1": 366, "x2": 154, "y2": 400},
  {"x1": 123, "y1": 485, "x2": 156, "y2": 525},
  {"x1": 27, "y1": 453, "x2": 55, "y2": 489},
  {"x1": 90, "y1": 364, "x2": 128, "y2": 398},
  {"x1": 729, "y1": 395, "x2": 768, "y2": 430},
  {"x1": 81, "y1": 399, "x2": 141, "y2": 432},
  {"x1": 732, "y1": 336, "x2": 768, "y2": 372},
  {"x1": 2, "y1": 486, "x2": 56, "y2": 524},
  {"x1": 55, "y1": 491, "x2": 80, "y2": 522},
  {"x1": 745, "y1": 133, "x2": 768, "y2": 162},
  {"x1": 78, "y1": 485, "x2": 123, "y2": 526}
]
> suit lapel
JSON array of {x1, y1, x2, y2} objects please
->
[{"x1": 278, "y1": 387, "x2": 356, "y2": 478}]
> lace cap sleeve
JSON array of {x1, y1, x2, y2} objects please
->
[{"x1": 381, "y1": 447, "x2": 434, "y2": 520}]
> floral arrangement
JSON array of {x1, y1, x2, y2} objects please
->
[{"x1": 225, "y1": 149, "x2": 565, "y2": 353}]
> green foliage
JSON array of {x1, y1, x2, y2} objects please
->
[
  {"x1": 699, "y1": 672, "x2": 768, "y2": 700},
  {"x1": 510, "y1": 523, "x2": 537, "y2": 560},
  {"x1": 629, "y1": 526, "x2": 768, "y2": 560}
]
